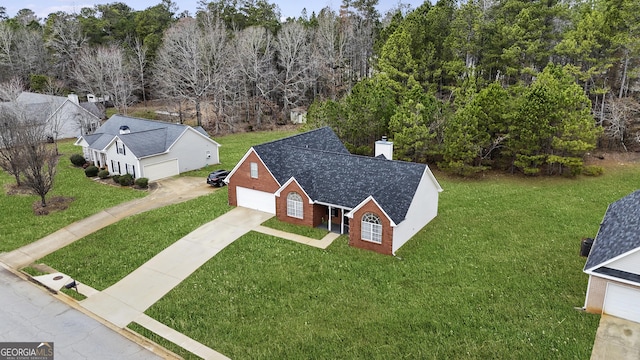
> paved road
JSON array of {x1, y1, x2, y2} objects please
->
[{"x1": 0, "y1": 266, "x2": 166, "y2": 360}]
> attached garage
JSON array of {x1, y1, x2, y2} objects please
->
[
  {"x1": 143, "y1": 159, "x2": 179, "y2": 181},
  {"x1": 603, "y1": 283, "x2": 640, "y2": 324},
  {"x1": 236, "y1": 187, "x2": 275, "y2": 214}
]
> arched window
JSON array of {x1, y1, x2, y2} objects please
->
[
  {"x1": 287, "y1": 192, "x2": 303, "y2": 219},
  {"x1": 361, "y1": 213, "x2": 382, "y2": 243}
]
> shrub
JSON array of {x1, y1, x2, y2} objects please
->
[
  {"x1": 583, "y1": 165, "x2": 604, "y2": 176},
  {"x1": 112, "y1": 175, "x2": 121, "y2": 184},
  {"x1": 119, "y1": 173, "x2": 134, "y2": 186},
  {"x1": 70, "y1": 154, "x2": 86, "y2": 167},
  {"x1": 84, "y1": 165, "x2": 99, "y2": 177},
  {"x1": 135, "y1": 177, "x2": 149, "y2": 189},
  {"x1": 98, "y1": 170, "x2": 110, "y2": 179}
]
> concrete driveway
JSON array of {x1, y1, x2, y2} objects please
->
[
  {"x1": 591, "y1": 314, "x2": 640, "y2": 359},
  {"x1": 0, "y1": 176, "x2": 214, "y2": 269},
  {"x1": 81, "y1": 207, "x2": 272, "y2": 328}
]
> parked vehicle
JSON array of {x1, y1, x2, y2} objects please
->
[{"x1": 207, "y1": 170, "x2": 229, "y2": 187}]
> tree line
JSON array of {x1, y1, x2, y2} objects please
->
[{"x1": 0, "y1": 0, "x2": 638, "y2": 176}]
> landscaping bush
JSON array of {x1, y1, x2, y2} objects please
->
[
  {"x1": 112, "y1": 175, "x2": 121, "y2": 184},
  {"x1": 583, "y1": 165, "x2": 605, "y2": 176},
  {"x1": 98, "y1": 170, "x2": 110, "y2": 179},
  {"x1": 135, "y1": 177, "x2": 149, "y2": 189},
  {"x1": 119, "y1": 174, "x2": 134, "y2": 186},
  {"x1": 84, "y1": 165, "x2": 99, "y2": 177},
  {"x1": 70, "y1": 154, "x2": 86, "y2": 167}
]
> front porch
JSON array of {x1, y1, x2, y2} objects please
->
[{"x1": 317, "y1": 204, "x2": 350, "y2": 235}]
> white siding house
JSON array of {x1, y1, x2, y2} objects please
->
[
  {"x1": 75, "y1": 115, "x2": 220, "y2": 181},
  {"x1": 16, "y1": 92, "x2": 102, "y2": 139}
]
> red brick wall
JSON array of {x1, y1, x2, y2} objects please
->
[
  {"x1": 228, "y1": 151, "x2": 280, "y2": 206},
  {"x1": 312, "y1": 204, "x2": 326, "y2": 228},
  {"x1": 349, "y1": 200, "x2": 394, "y2": 255},
  {"x1": 276, "y1": 181, "x2": 316, "y2": 227}
]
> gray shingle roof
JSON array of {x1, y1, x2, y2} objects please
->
[
  {"x1": 16, "y1": 92, "x2": 66, "y2": 107},
  {"x1": 84, "y1": 115, "x2": 211, "y2": 158},
  {"x1": 584, "y1": 190, "x2": 640, "y2": 271},
  {"x1": 253, "y1": 127, "x2": 429, "y2": 224}
]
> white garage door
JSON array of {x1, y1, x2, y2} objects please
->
[
  {"x1": 143, "y1": 159, "x2": 179, "y2": 181},
  {"x1": 604, "y1": 283, "x2": 640, "y2": 323},
  {"x1": 236, "y1": 187, "x2": 275, "y2": 214}
]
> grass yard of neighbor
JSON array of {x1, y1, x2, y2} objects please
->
[{"x1": 0, "y1": 139, "x2": 146, "y2": 252}]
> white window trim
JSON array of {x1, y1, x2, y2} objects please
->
[
  {"x1": 250, "y1": 162, "x2": 258, "y2": 178},
  {"x1": 361, "y1": 213, "x2": 382, "y2": 244},
  {"x1": 287, "y1": 192, "x2": 303, "y2": 219}
]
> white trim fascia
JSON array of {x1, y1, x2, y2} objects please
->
[
  {"x1": 105, "y1": 135, "x2": 140, "y2": 159},
  {"x1": 223, "y1": 148, "x2": 280, "y2": 187},
  {"x1": 313, "y1": 201, "x2": 352, "y2": 211},
  {"x1": 594, "y1": 247, "x2": 640, "y2": 272},
  {"x1": 274, "y1": 177, "x2": 313, "y2": 204},
  {"x1": 584, "y1": 270, "x2": 640, "y2": 288},
  {"x1": 345, "y1": 195, "x2": 397, "y2": 227},
  {"x1": 424, "y1": 165, "x2": 444, "y2": 193}
]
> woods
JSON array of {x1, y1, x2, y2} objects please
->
[{"x1": 0, "y1": 0, "x2": 639, "y2": 175}]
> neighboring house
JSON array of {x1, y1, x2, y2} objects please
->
[
  {"x1": 583, "y1": 190, "x2": 640, "y2": 323},
  {"x1": 224, "y1": 127, "x2": 443, "y2": 255},
  {"x1": 15, "y1": 92, "x2": 102, "y2": 139},
  {"x1": 75, "y1": 115, "x2": 220, "y2": 181}
]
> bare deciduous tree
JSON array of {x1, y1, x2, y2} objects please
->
[
  {"x1": 233, "y1": 26, "x2": 277, "y2": 128},
  {"x1": 154, "y1": 16, "x2": 227, "y2": 126},
  {"x1": 20, "y1": 118, "x2": 58, "y2": 207},
  {"x1": 74, "y1": 45, "x2": 136, "y2": 114},
  {"x1": 603, "y1": 97, "x2": 640, "y2": 151},
  {"x1": 276, "y1": 22, "x2": 312, "y2": 115},
  {"x1": 312, "y1": 8, "x2": 348, "y2": 100},
  {"x1": 0, "y1": 77, "x2": 25, "y2": 101},
  {"x1": 0, "y1": 106, "x2": 25, "y2": 186},
  {"x1": 45, "y1": 14, "x2": 87, "y2": 88}
]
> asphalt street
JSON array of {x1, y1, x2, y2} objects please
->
[{"x1": 0, "y1": 266, "x2": 164, "y2": 360}]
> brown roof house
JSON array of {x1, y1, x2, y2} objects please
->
[{"x1": 224, "y1": 127, "x2": 443, "y2": 255}]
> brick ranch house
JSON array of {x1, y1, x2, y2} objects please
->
[
  {"x1": 224, "y1": 127, "x2": 442, "y2": 255},
  {"x1": 583, "y1": 190, "x2": 640, "y2": 323}
]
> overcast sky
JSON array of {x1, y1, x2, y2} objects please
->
[{"x1": 7, "y1": 0, "x2": 427, "y2": 21}]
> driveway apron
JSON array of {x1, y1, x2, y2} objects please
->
[{"x1": 80, "y1": 207, "x2": 273, "y2": 328}]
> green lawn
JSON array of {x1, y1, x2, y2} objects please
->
[
  {"x1": 261, "y1": 217, "x2": 330, "y2": 240},
  {"x1": 140, "y1": 167, "x2": 640, "y2": 359},
  {"x1": 33, "y1": 129, "x2": 300, "y2": 289},
  {"x1": 14, "y1": 129, "x2": 640, "y2": 358},
  {"x1": 0, "y1": 139, "x2": 146, "y2": 252}
]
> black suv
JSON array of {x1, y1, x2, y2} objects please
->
[{"x1": 207, "y1": 170, "x2": 229, "y2": 187}]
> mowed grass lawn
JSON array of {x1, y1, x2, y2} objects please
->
[
  {"x1": 141, "y1": 166, "x2": 640, "y2": 359},
  {"x1": 14, "y1": 128, "x2": 639, "y2": 358},
  {"x1": 0, "y1": 139, "x2": 146, "y2": 252}
]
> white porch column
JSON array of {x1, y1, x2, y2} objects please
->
[{"x1": 328, "y1": 206, "x2": 332, "y2": 232}]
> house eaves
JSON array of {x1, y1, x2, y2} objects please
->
[
  {"x1": 583, "y1": 190, "x2": 640, "y2": 272},
  {"x1": 224, "y1": 148, "x2": 281, "y2": 187},
  {"x1": 346, "y1": 195, "x2": 397, "y2": 227}
]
